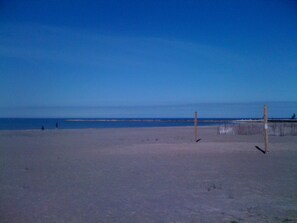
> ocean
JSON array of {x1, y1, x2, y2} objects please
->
[{"x1": 0, "y1": 118, "x2": 239, "y2": 130}]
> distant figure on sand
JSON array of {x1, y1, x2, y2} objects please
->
[
  {"x1": 291, "y1": 113, "x2": 296, "y2": 119},
  {"x1": 41, "y1": 126, "x2": 45, "y2": 130},
  {"x1": 56, "y1": 122, "x2": 59, "y2": 128}
]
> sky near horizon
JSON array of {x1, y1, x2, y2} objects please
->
[{"x1": 0, "y1": 0, "x2": 297, "y2": 117}]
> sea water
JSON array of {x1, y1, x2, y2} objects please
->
[{"x1": 0, "y1": 118, "x2": 238, "y2": 130}]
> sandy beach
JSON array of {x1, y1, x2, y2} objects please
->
[{"x1": 1, "y1": 126, "x2": 297, "y2": 223}]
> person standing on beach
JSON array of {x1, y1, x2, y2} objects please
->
[{"x1": 56, "y1": 122, "x2": 59, "y2": 128}]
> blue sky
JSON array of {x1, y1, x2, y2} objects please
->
[{"x1": 0, "y1": 0, "x2": 297, "y2": 117}]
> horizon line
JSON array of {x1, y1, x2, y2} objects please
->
[{"x1": 1, "y1": 101, "x2": 297, "y2": 109}]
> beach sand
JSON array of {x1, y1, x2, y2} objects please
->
[{"x1": 1, "y1": 127, "x2": 297, "y2": 222}]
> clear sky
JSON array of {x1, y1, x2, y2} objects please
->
[{"x1": 0, "y1": 0, "x2": 297, "y2": 118}]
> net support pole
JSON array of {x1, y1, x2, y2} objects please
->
[
  {"x1": 264, "y1": 105, "x2": 269, "y2": 153},
  {"x1": 194, "y1": 112, "x2": 198, "y2": 142}
]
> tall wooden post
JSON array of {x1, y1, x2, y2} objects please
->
[
  {"x1": 264, "y1": 105, "x2": 269, "y2": 153},
  {"x1": 194, "y1": 112, "x2": 198, "y2": 142}
]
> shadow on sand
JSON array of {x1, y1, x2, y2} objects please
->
[{"x1": 255, "y1": 145, "x2": 266, "y2": 154}]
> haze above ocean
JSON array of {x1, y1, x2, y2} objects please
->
[{"x1": 1, "y1": 102, "x2": 296, "y2": 120}]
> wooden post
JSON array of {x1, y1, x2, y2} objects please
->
[
  {"x1": 264, "y1": 105, "x2": 269, "y2": 153},
  {"x1": 194, "y1": 112, "x2": 198, "y2": 142}
]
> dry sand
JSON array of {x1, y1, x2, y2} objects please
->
[{"x1": 1, "y1": 126, "x2": 297, "y2": 223}]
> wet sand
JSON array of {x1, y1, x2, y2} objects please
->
[{"x1": 1, "y1": 127, "x2": 297, "y2": 222}]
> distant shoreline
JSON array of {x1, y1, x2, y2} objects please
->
[
  {"x1": 1, "y1": 118, "x2": 296, "y2": 131},
  {"x1": 64, "y1": 119, "x2": 232, "y2": 123},
  {"x1": 234, "y1": 119, "x2": 297, "y2": 123},
  {"x1": 64, "y1": 118, "x2": 297, "y2": 123}
]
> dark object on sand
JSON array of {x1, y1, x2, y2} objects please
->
[
  {"x1": 291, "y1": 113, "x2": 296, "y2": 119},
  {"x1": 255, "y1": 145, "x2": 266, "y2": 154},
  {"x1": 41, "y1": 126, "x2": 45, "y2": 130}
]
